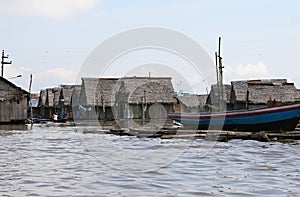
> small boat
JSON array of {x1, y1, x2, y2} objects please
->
[{"x1": 169, "y1": 103, "x2": 300, "y2": 131}]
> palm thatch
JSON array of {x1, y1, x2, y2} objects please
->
[
  {"x1": 115, "y1": 77, "x2": 176, "y2": 104},
  {"x1": 177, "y1": 94, "x2": 208, "y2": 108},
  {"x1": 207, "y1": 84, "x2": 231, "y2": 105},
  {"x1": 52, "y1": 87, "x2": 61, "y2": 107},
  {"x1": 176, "y1": 94, "x2": 208, "y2": 112},
  {"x1": 79, "y1": 77, "x2": 176, "y2": 106},
  {"x1": 45, "y1": 88, "x2": 54, "y2": 107},
  {"x1": 95, "y1": 78, "x2": 119, "y2": 107},
  {"x1": 60, "y1": 85, "x2": 81, "y2": 106},
  {"x1": 231, "y1": 79, "x2": 300, "y2": 105},
  {"x1": 71, "y1": 86, "x2": 82, "y2": 107},
  {"x1": 37, "y1": 89, "x2": 46, "y2": 107},
  {"x1": 45, "y1": 87, "x2": 61, "y2": 108},
  {"x1": 79, "y1": 78, "x2": 99, "y2": 106}
]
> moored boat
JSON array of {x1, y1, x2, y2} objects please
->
[{"x1": 169, "y1": 103, "x2": 300, "y2": 131}]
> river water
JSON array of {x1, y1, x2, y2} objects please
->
[{"x1": 0, "y1": 124, "x2": 299, "y2": 196}]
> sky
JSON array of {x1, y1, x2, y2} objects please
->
[{"x1": 0, "y1": 0, "x2": 300, "y2": 93}]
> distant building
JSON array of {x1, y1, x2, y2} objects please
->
[
  {"x1": 230, "y1": 79, "x2": 300, "y2": 109},
  {"x1": 39, "y1": 87, "x2": 62, "y2": 118},
  {"x1": 78, "y1": 78, "x2": 101, "y2": 120},
  {"x1": 114, "y1": 77, "x2": 176, "y2": 120},
  {"x1": 206, "y1": 84, "x2": 232, "y2": 110},
  {"x1": 30, "y1": 93, "x2": 40, "y2": 118},
  {"x1": 95, "y1": 78, "x2": 119, "y2": 120},
  {"x1": 77, "y1": 77, "x2": 176, "y2": 121},
  {"x1": 58, "y1": 85, "x2": 81, "y2": 120},
  {"x1": 70, "y1": 85, "x2": 82, "y2": 120},
  {"x1": 37, "y1": 89, "x2": 46, "y2": 118},
  {"x1": 0, "y1": 77, "x2": 29, "y2": 123},
  {"x1": 175, "y1": 94, "x2": 208, "y2": 113}
]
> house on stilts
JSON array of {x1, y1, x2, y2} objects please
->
[{"x1": 0, "y1": 77, "x2": 29, "y2": 124}]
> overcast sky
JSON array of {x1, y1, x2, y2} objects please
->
[{"x1": 1, "y1": 0, "x2": 300, "y2": 93}]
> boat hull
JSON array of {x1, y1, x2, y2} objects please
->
[{"x1": 169, "y1": 104, "x2": 300, "y2": 131}]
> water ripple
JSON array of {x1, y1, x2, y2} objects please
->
[{"x1": 0, "y1": 125, "x2": 299, "y2": 196}]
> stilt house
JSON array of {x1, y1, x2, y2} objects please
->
[
  {"x1": 0, "y1": 77, "x2": 29, "y2": 123},
  {"x1": 230, "y1": 79, "x2": 300, "y2": 109}
]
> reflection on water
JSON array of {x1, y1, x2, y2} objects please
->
[
  {"x1": 0, "y1": 125, "x2": 299, "y2": 196},
  {"x1": 0, "y1": 124, "x2": 29, "y2": 137},
  {"x1": 0, "y1": 124, "x2": 29, "y2": 131}
]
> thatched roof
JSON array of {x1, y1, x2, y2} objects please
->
[
  {"x1": 37, "y1": 89, "x2": 46, "y2": 107},
  {"x1": 79, "y1": 78, "x2": 119, "y2": 106},
  {"x1": 52, "y1": 87, "x2": 61, "y2": 107},
  {"x1": 295, "y1": 89, "x2": 300, "y2": 101},
  {"x1": 95, "y1": 78, "x2": 119, "y2": 107},
  {"x1": 177, "y1": 94, "x2": 208, "y2": 108},
  {"x1": 79, "y1": 77, "x2": 176, "y2": 106},
  {"x1": 230, "y1": 81, "x2": 248, "y2": 103},
  {"x1": 71, "y1": 86, "x2": 82, "y2": 107},
  {"x1": 79, "y1": 78, "x2": 99, "y2": 106},
  {"x1": 207, "y1": 84, "x2": 231, "y2": 105},
  {"x1": 45, "y1": 87, "x2": 61, "y2": 107},
  {"x1": 60, "y1": 85, "x2": 81, "y2": 106},
  {"x1": 46, "y1": 88, "x2": 54, "y2": 107},
  {"x1": 231, "y1": 79, "x2": 300, "y2": 104},
  {"x1": 115, "y1": 77, "x2": 176, "y2": 104}
]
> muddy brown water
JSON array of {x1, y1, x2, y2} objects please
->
[{"x1": 0, "y1": 125, "x2": 299, "y2": 196}]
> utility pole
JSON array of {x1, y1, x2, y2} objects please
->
[{"x1": 1, "y1": 50, "x2": 12, "y2": 78}]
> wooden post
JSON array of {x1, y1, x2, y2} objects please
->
[
  {"x1": 29, "y1": 74, "x2": 33, "y2": 127},
  {"x1": 218, "y1": 37, "x2": 224, "y2": 111},
  {"x1": 215, "y1": 51, "x2": 220, "y2": 110}
]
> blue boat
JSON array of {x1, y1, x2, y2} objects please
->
[{"x1": 169, "y1": 103, "x2": 300, "y2": 131}]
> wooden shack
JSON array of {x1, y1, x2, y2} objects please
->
[
  {"x1": 43, "y1": 87, "x2": 61, "y2": 118},
  {"x1": 58, "y1": 85, "x2": 81, "y2": 120},
  {"x1": 30, "y1": 93, "x2": 40, "y2": 118},
  {"x1": 77, "y1": 77, "x2": 121, "y2": 120},
  {"x1": 175, "y1": 94, "x2": 208, "y2": 113},
  {"x1": 70, "y1": 85, "x2": 82, "y2": 120},
  {"x1": 95, "y1": 78, "x2": 118, "y2": 120},
  {"x1": 231, "y1": 79, "x2": 300, "y2": 109},
  {"x1": 114, "y1": 77, "x2": 176, "y2": 120},
  {"x1": 206, "y1": 84, "x2": 232, "y2": 110},
  {"x1": 0, "y1": 77, "x2": 29, "y2": 124},
  {"x1": 77, "y1": 77, "x2": 176, "y2": 121},
  {"x1": 37, "y1": 89, "x2": 46, "y2": 118},
  {"x1": 78, "y1": 78, "x2": 99, "y2": 119}
]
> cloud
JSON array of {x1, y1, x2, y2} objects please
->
[
  {"x1": 236, "y1": 61, "x2": 269, "y2": 78},
  {"x1": 5, "y1": 64, "x2": 28, "y2": 78},
  {"x1": 0, "y1": 0, "x2": 99, "y2": 19},
  {"x1": 225, "y1": 61, "x2": 270, "y2": 82},
  {"x1": 36, "y1": 68, "x2": 77, "y2": 85}
]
